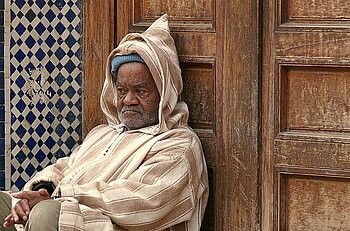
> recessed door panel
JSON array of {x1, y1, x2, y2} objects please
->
[{"x1": 263, "y1": 0, "x2": 350, "y2": 230}]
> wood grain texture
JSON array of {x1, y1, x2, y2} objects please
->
[
  {"x1": 173, "y1": 33, "x2": 216, "y2": 56},
  {"x1": 281, "y1": 66, "x2": 350, "y2": 132},
  {"x1": 261, "y1": 0, "x2": 276, "y2": 229},
  {"x1": 275, "y1": 140, "x2": 350, "y2": 169},
  {"x1": 283, "y1": 0, "x2": 350, "y2": 22},
  {"x1": 181, "y1": 63, "x2": 215, "y2": 130},
  {"x1": 281, "y1": 175, "x2": 350, "y2": 230},
  {"x1": 136, "y1": 0, "x2": 214, "y2": 21},
  {"x1": 218, "y1": 0, "x2": 260, "y2": 230},
  {"x1": 276, "y1": 32, "x2": 350, "y2": 60},
  {"x1": 131, "y1": 1, "x2": 215, "y2": 32},
  {"x1": 116, "y1": 1, "x2": 130, "y2": 44},
  {"x1": 83, "y1": 0, "x2": 115, "y2": 137}
]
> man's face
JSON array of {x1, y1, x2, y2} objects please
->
[{"x1": 116, "y1": 62, "x2": 160, "y2": 130}]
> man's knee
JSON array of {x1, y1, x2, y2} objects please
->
[
  {"x1": 0, "y1": 192, "x2": 14, "y2": 231},
  {"x1": 26, "y1": 200, "x2": 61, "y2": 231}
]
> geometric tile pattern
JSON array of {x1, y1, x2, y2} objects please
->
[
  {"x1": 9, "y1": 0, "x2": 82, "y2": 191},
  {"x1": 0, "y1": 0, "x2": 4, "y2": 190}
]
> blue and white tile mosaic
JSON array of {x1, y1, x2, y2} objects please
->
[{"x1": 8, "y1": 0, "x2": 82, "y2": 191}]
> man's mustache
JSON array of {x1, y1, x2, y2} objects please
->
[{"x1": 121, "y1": 106, "x2": 143, "y2": 114}]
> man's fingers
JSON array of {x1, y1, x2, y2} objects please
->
[
  {"x1": 10, "y1": 206, "x2": 19, "y2": 223},
  {"x1": 4, "y1": 214, "x2": 12, "y2": 222},
  {"x1": 11, "y1": 190, "x2": 50, "y2": 211},
  {"x1": 10, "y1": 192, "x2": 22, "y2": 198},
  {"x1": 3, "y1": 216, "x2": 24, "y2": 228},
  {"x1": 38, "y1": 188, "x2": 49, "y2": 197},
  {"x1": 3, "y1": 218, "x2": 15, "y2": 228},
  {"x1": 3, "y1": 214, "x2": 14, "y2": 228},
  {"x1": 12, "y1": 189, "x2": 50, "y2": 201},
  {"x1": 12, "y1": 190, "x2": 40, "y2": 200},
  {"x1": 12, "y1": 202, "x2": 28, "y2": 222},
  {"x1": 19, "y1": 198, "x2": 30, "y2": 216}
]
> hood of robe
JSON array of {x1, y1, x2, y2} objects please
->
[{"x1": 100, "y1": 14, "x2": 189, "y2": 135}]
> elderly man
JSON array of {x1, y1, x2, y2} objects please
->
[{"x1": 0, "y1": 14, "x2": 208, "y2": 231}]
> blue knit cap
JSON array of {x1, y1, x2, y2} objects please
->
[{"x1": 111, "y1": 53, "x2": 145, "y2": 76}]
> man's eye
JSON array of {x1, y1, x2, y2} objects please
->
[
  {"x1": 117, "y1": 88, "x2": 127, "y2": 96},
  {"x1": 137, "y1": 90, "x2": 147, "y2": 97}
]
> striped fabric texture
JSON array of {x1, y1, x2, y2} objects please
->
[{"x1": 22, "y1": 14, "x2": 209, "y2": 231}]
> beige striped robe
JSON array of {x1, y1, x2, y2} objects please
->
[{"x1": 23, "y1": 14, "x2": 209, "y2": 231}]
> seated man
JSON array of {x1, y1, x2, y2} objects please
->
[{"x1": 0, "y1": 14, "x2": 208, "y2": 231}]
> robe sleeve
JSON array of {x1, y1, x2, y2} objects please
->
[
  {"x1": 22, "y1": 125, "x2": 107, "y2": 192},
  {"x1": 58, "y1": 136, "x2": 207, "y2": 230},
  {"x1": 23, "y1": 145, "x2": 81, "y2": 191}
]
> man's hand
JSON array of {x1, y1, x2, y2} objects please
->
[{"x1": 2, "y1": 189, "x2": 51, "y2": 228}]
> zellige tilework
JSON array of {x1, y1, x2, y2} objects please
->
[{"x1": 9, "y1": 0, "x2": 82, "y2": 191}]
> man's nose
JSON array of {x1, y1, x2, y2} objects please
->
[{"x1": 123, "y1": 91, "x2": 138, "y2": 105}]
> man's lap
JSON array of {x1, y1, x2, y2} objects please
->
[
  {"x1": 0, "y1": 191, "x2": 61, "y2": 231},
  {"x1": 25, "y1": 199, "x2": 61, "y2": 231},
  {"x1": 0, "y1": 191, "x2": 15, "y2": 231}
]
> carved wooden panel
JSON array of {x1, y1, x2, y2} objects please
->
[
  {"x1": 280, "y1": 175, "x2": 350, "y2": 230},
  {"x1": 263, "y1": 0, "x2": 350, "y2": 230},
  {"x1": 181, "y1": 63, "x2": 215, "y2": 131},
  {"x1": 135, "y1": 0, "x2": 214, "y2": 21},
  {"x1": 181, "y1": 62, "x2": 216, "y2": 167},
  {"x1": 280, "y1": 0, "x2": 350, "y2": 24},
  {"x1": 132, "y1": 0, "x2": 215, "y2": 31},
  {"x1": 173, "y1": 33, "x2": 216, "y2": 57},
  {"x1": 276, "y1": 33, "x2": 350, "y2": 59},
  {"x1": 280, "y1": 66, "x2": 350, "y2": 132},
  {"x1": 275, "y1": 141, "x2": 350, "y2": 168}
]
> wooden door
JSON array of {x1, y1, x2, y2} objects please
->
[
  {"x1": 263, "y1": 0, "x2": 350, "y2": 230},
  {"x1": 83, "y1": 0, "x2": 260, "y2": 230}
]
